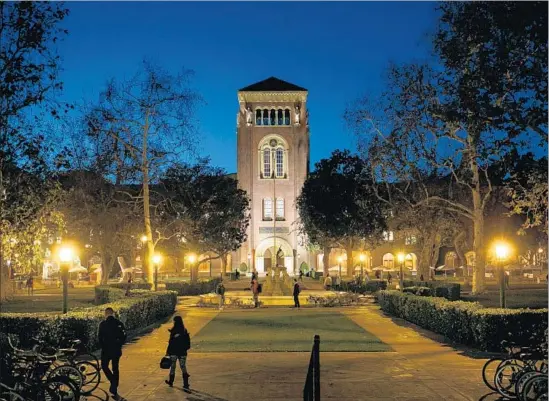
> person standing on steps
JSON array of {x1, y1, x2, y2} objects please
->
[
  {"x1": 164, "y1": 316, "x2": 192, "y2": 391},
  {"x1": 299, "y1": 270, "x2": 304, "y2": 282},
  {"x1": 323, "y1": 273, "x2": 332, "y2": 291},
  {"x1": 216, "y1": 280, "x2": 226, "y2": 310},
  {"x1": 251, "y1": 275, "x2": 260, "y2": 308},
  {"x1": 98, "y1": 307, "x2": 127, "y2": 401},
  {"x1": 293, "y1": 279, "x2": 301, "y2": 308}
]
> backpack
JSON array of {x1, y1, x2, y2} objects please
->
[{"x1": 257, "y1": 283, "x2": 262, "y2": 294}]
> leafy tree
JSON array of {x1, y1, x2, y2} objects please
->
[
  {"x1": 0, "y1": 2, "x2": 70, "y2": 300},
  {"x1": 160, "y1": 160, "x2": 250, "y2": 280},
  {"x1": 84, "y1": 60, "x2": 201, "y2": 282},
  {"x1": 348, "y1": 2, "x2": 547, "y2": 293},
  {"x1": 297, "y1": 150, "x2": 387, "y2": 277}
]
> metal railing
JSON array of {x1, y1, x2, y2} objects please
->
[{"x1": 303, "y1": 334, "x2": 320, "y2": 401}]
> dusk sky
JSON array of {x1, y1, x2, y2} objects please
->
[{"x1": 58, "y1": 2, "x2": 438, "y2": 173}]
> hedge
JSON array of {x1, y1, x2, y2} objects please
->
[
  {"x1": 402, "y1": 280, "x2": 460, "y2": 301},
  {"x1": 164, "y1": 278, "x2": 221, "y2": 296},
  {"x1": 402, "y1": 286, "x2": 432, "y2": 296},
  {"x1": 377, "y1": 290, "x2": 548, "y2": 351},
  {"x1": 340, "y1": 280, "x2": 387, "y2": 293},
  {"x1": 108, "y1": 282, "x2": 152, "y2": 290},
  {"x1": 0, "y1": 290, "x2": 177, "y2": 351}
]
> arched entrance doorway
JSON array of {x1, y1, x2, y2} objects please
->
[{"x1": 255, "y1": 236, "x2": 294, "y2": 274}]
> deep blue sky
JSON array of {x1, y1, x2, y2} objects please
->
[{"x1": 58, "y1": 2, "x2": 438, "y2": 173}]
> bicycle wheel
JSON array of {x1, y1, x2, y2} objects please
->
[
  {"x1": 495, "y1": 362, "x2": 524, "y2": 398},
  {"x1": 482, "y1": 358, "x2": 504, "y2": 391},
  {"x1": 46, "y1": 365, "x2": 83, "y2": 392},
  {"x1": 516, "y1": 371, "x2": 542, "y2": 401},
  {"x1": 0, "y1": 390, "x2": 25, "y2": 401},
  {"x1": 75, "y1": 361, "x2": 100, "y2": 394},
  {"x1": 41, "y1": 376, "x2": 80, "y2": 401},
  {"x1": 522, "y1": 375, "x2": 547, "y2": 401}
]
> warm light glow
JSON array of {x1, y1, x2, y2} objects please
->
[
  {"x1": 337, "y1": 255, "x2": 343, "y2": 263},
  {"x1": 539, "y1": 248, "x2": 544, "y2": 254},
  {"x1": 34, "y1": 240, "x2": 41, "y2": 246},
  {"x1": 187, "y1": 253, "x2": 197, "y2": 264},
  {"x1": 140, "y1": 235, "x2": 148, "y2": 243},
  {"x1": 152, "y1": 254, "x2": 162, "y2": 265},
  {"x1": 397, "y1": 253, "x2": 405, "y2": 263},
  {"x1": 59, "y1": 247, "x2": 74, "y2": 263},
  {"x1": 494, "y1": 243, "x2": 510, "y2": 261},
  {"x1": 359, "y1": 253, "x2": 366, "y2": 262}
]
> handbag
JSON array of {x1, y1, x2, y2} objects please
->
[{"x1": 160, "y1": 355, "x2": 172, "y2": 370}]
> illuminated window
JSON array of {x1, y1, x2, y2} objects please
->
[
  {"x1": 263, "y1": 148, "x2": 271, "y2": 177},
  {"x1": 276, "y1": 148, "x2": 284, "y2": 177},
  {"x1": 405, "y1": 234, "x2": 417, "y2": 245},
  {"x1": 263, "y1": 198, "x2": 273, "y2": 220},
  {"x1": 383, "y1": 231, "x2": 394, "y2": 241},
  {"x1": 276, "y1": 198, "x2": 285, "y2": 220}
]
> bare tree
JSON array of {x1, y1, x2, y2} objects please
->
[{"x1": 84, "y1": 60, "x2": 201, "y2": 282}]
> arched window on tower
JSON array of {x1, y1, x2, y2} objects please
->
[
  {"x1": 284, "y1": 109, "x2": 290, "y2": 125},
  {"x1": 270, "y1": 109, "x2": 276, "y2": 126},
  {"x1": 263, "y1": 109, "x2": 269, "y2": 126},
  {"x1": 256, "y1": 109, "x2": 262, "y2": 125},
  {"x1": 277, "y1": 109, "x2": 283, "y2": 126},
  {"x1": 263, "y1": 148, "x2": 271, "y2": 178},
  {"x1": 276, "y1": 148, "x2": 284, "y2": 177}
]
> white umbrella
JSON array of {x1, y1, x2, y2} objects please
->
[{"x1": 69, "y1": 265, "x2": 88, "y2": 273}]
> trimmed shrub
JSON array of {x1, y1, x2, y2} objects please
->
[
  {"x1": 403, "y1": 286, "x2": 432, "y2": 296},
  {"x1": 402, "y1": 280, "x2": 460, "y2": 301},
  {"x1": 0, "y1": 290, "x2": 177, "y2": 351},
  {"x1": 340, "y1": 280, "x2": 387, "y2": 293},
  {"x1": 377, "y1": 290, "x2": 547, "y2": 351},
  {"x1": 165, "y1": 278, "x2": 221, "y2": 296},
  {"x1": 108, "y1": 282, "x2": 152, "y2": 290},
  {"x1": 94, "y1": 286, "x2": 126, "y2": 304},
  {"x1": 300, "y1": 262, "x2": 309, "y2": 273}
]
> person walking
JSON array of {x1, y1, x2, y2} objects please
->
[
  {"x1": 26, "y1": 275, "x2": 34, "y2": 296},
  {"x1": 293, "y1": 279, "x2": 301, "y2": 308},
  {"x1": 323, "y1": 274, "x2": 332, "y2": 291},
  {"x1": 164, "y1": 316, "x2": 191, "y2": 390},
  {"x1": 216, "y1": 280, "x2": 226, "y2": 310},
  {"x1": 251, "y1": 275, "x2": 260, "y2": 308},
  {"x1": 419, "y1": 274, "x2": 424, "y2": 282},
  {"x1": 98, "y1": 307, "x2": 127, "y2": 400},
  {"x1": 299, "y1": 270, "x2": 304, "y2": 282},
  {"x1": 387, "y1": 272, "x2": 392, "y2": 285}
]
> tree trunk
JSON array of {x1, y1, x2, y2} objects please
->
[
  {"x1": 472, "y1": 210, "x2": 485, "y2": 294},
  {"x1": 100, "y1": 253, "x2": 115, "y2": 285},
  {"x1": 0, "y1": 263, "x2": 13, "y2": 301},
  {"x1": 454, "y1": 230, "x2": 467, "y2": 268},
  {"x1": 345, "y1": 243, "x2": 354, "y2": 278},
  {"x1": 322, "y1": 245, "x2": 331, "y2": 276},
  {"x1": 142, "y1": 112, "x2": 154, "y2": 284},
  {"x1": 220, "y1": 254, "x2": 226, "y2": 276}
]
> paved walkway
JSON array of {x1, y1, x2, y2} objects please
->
[{"x1": 99, "y1": 300, "x2": 492, "y2": 401}]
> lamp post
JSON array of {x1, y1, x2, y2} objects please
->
[
  {"x1": 152, "y1": 253, "x2": 162, "y2": 291},
  {"x1": 58, "y1": 246, "x2": 74, "y2": 314},
  {"x1": 359, "y1": 253, "x2": 366, "y2": 281},
  {"x1": 188, "y1": 253, "x2": 197, "y2": 282},
  {"x1": 397, "y1": 252, "x2": 405, "y2": 291},
  {"x1": 495, "y1": 242, "x2": 509, "y2": 308},
  {"x1": 337, "y1": 255, "x2": 343, "y2": 278}
]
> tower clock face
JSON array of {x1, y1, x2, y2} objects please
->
[{"x1": 270, "y1": 139, "x2": 278, "y2": 147}]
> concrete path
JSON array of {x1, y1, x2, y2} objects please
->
[{"x1": 99, "y1": 301, "x2": 492, "y2": 401}]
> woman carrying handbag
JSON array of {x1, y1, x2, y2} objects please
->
[{"x1": 163, "y1": 316, "x2": 191, "y2": 390}]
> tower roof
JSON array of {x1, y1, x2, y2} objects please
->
[{"x1": 239, "y1": 77, "x2": 307, "y2": 92}]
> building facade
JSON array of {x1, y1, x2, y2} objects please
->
[{"x1": 235, "y1": 77, "x2": 310, "y2": 275}]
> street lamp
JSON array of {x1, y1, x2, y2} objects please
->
[
  {"x1": 337, "y1": 255, "x2": 343, "y2": 278},
  {"x1": 140, "y1": 235, "x2": 148, "y2": 243},
  {"x1": 359, "y1": 253, "x2": 366, "y2": 280},
  {"x1": 152, "y1": 253, "x2": 162, "y2": 291},
  {"x1": 58, "y1": 246, "x2": 74, "y2": 314},
  {"x1": 188, "y1": 253, "x2": 197, "y2": 282},
  {"x1": 397, "y1": 252, "x2": 405, "y2": 291},
  {"x1": 494, "y1": 242, "x2": 510, "y2": 308}
]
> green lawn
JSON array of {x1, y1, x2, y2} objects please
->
[
  {"x1": 191, "y1": 309, "x2": 391, "y2": 352},
  {"x1": 462, "y1": 289, "x2": 547, "y2": 309},
  {"x1": 0, "y1": 287, "x2": 96, "y2": 313}
]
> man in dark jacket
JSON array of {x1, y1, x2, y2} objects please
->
[
  {"x1": 98, "y1": 307, "x2": 127, "y2": 400},
  {"x1": 293, "y1": 279, "x2": 301, "y2": 308}
]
